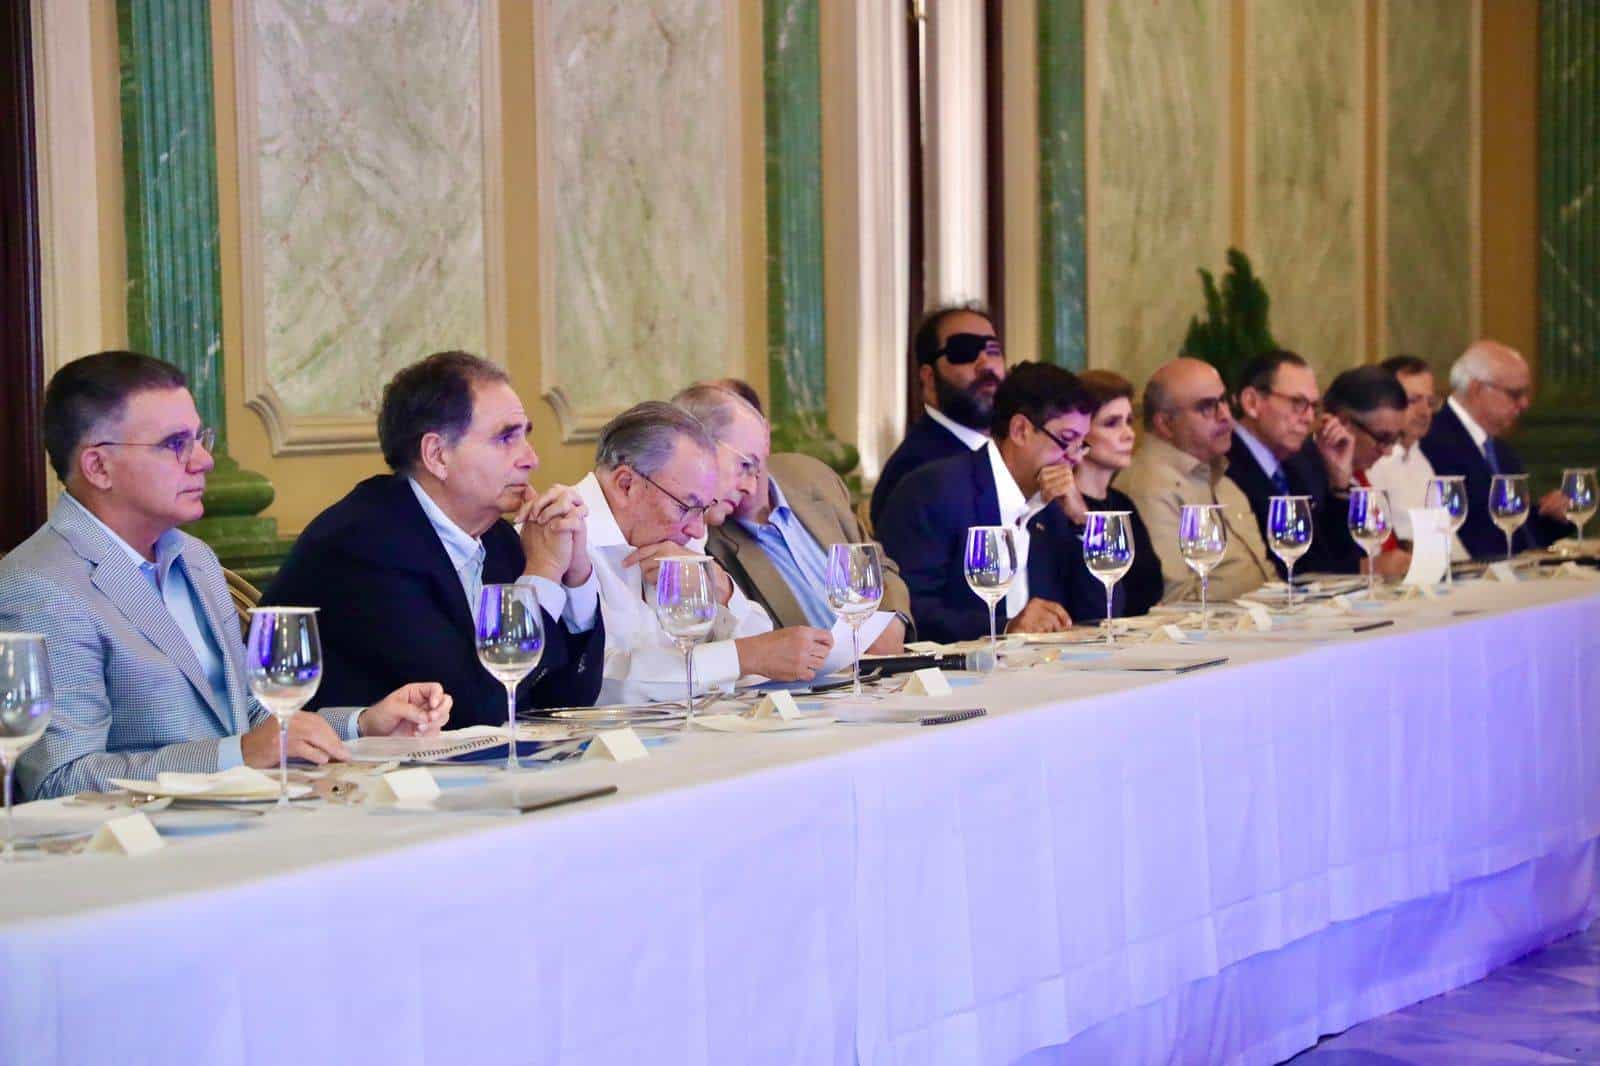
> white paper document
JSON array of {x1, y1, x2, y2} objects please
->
[
  {"x1": 816, "y1": 611, "x2": 896, "y2": 678},
  {"x1": 1403, "y1": 507, "x2": 1453, "y2": 586}
]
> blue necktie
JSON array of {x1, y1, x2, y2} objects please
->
[
  {"x1": 1483, "y1": 438, "x2": 1502, "y2": 475},
  {"x1": 1269, "y1": 467, "x2": 1290, "y2": 495}
]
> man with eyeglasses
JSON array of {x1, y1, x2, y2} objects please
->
[
  {"x1": 1322, "y1": 366, "x2": 1414, "y2": 579},
  {"x1": 877, "y1": 363, "x2": 1109, "y2": 643},
  {"x1": 868, "y1": 303, "x2": 1007, "y2": 530},
  {"x1": 675, "y1": 383, "x2": 912, "y2": 652},
  {"x1": 265, "y1": 351, "x2": 605, "y2": 727},
  {"x1": 1120, "y1": 358, "x2": 1275, "y2": 601},
  {"x1": 0, "y1": 352, "x2": 451, "y2": 800},
  {"x1": 1420, "y1": 340, "x2": 1573, "y2": 558},
  {"x1": 1226, "y1": 350, "x2": 1364, "y2": 576},
  {"x1": 575, "y1": 402, "x2": 835, "y2": 703},
  {"x1": 1364, "y1": 355, "x2": 1458, "y2": 553}
]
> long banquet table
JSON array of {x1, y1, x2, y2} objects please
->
[{"x1": 3, "y1": 578, "x2": 1600, "y2": 1066}]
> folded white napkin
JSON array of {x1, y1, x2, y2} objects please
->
[{"x1": 153, "y1": 765, "x2": 280, "y2": 797}]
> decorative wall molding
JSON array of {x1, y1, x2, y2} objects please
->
[
  {"x1": 533, "y1": 0, "x2": 745, "y2": 445},
  {"x1": 234, "y1": 0, "x2": 503, "y2": 455}
]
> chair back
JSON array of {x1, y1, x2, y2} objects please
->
[{"x1": 223, "y1": 567, "x2": 262, "y2": 640}]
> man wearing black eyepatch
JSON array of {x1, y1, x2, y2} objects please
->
[{"x1": 868, "y1": 304, "x2": 1008, "y2": 529}]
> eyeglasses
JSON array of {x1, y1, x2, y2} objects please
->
[
  {"x1": 936, "y1": 332, "x2": 1004, "y2": 365},
  {"x1": 1483, "y1": 381, "x2": 1532, "y2": 404},
  {"x1": 1346, "y1": 417, "x2": 1403, "y2": 450},
  {"x1": 1030, "y1": 418, "x2": 1087, "y2": 458},
  {"x1": 1267, "y1": 390, "x2": 1322, "y2": 417},
  {"x1": 636, "y1": 469, "x2": 718, "y2": 523},
  {"x1": 1167, "y1": 394, "x2": 1230, "y2": 421},
  {"x1": 91, "y1": 426, "x2": 216, "y2": 465},
  {"x1": 717, "y1": 439, "x2": 760, "y2": 480}
]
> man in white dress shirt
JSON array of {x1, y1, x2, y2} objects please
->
[
  {"x1": 1365, "y1": 355, "x2": 1461, "y2": 554},
  {"x1": 575, "y1": 402, "x2": 834, "y2": 703}
]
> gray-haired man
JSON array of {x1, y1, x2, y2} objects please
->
[{"x1": 575, "y1": 402, "x2": 833, "y2": 703}]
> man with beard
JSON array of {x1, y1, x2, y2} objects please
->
[{"x1": 868, "y1": 304, "x2": 1007, "y2": 529}]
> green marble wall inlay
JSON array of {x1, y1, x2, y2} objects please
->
[
  {"x1": 762, "y1": 0, "x2": 855, "y2": 472},
  {"x1": 1038, "y1": 0, "x2": 1087, "y2": 371}
]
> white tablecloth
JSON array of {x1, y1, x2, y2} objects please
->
[{"x1": 3, "y1": 579, "x2": 1598, "y2": 1066}]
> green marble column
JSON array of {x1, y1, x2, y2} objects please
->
[
  {"x1": 763, "y1": 0, "x2": 857, "y2": 475},
  {"x1": 1519, "y1": 0, "x2": 1600, "y2": 485},
  {"x1": 119, "y1": 0, "x2": 283, "y2": 583},
  {"x1": 1038, "y1": 0, "x2": 1088, "y2": 370}
]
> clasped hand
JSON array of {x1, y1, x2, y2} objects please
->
[{"x1": 517, "y1": 484, "x2": 593, "y2": 587}]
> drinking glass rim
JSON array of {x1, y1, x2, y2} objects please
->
[
  {"x1": 0, "y1": 632, "x2": 47, "y2": 641},
  {"x1": 1267, "y1": 494, "x2": 1314, "y2": 501},
  {"x1": 1490, "y1": 472, "x2": 1529, "y2": 480},
  {"x1": 1562, "y1": 467, "x2": 1597, "y2": 475},
  {"x1": 650, "y1": 553, "x2": 713, "y2": 564},
  {"x1": 1179, "y1": 502, "x2": 1225, "y2": 510},
  {"x1": 1084, "y1": 510, "x2": 1132, "y2": 516},
  {"x1": 967, "y1": 524, "x2": 1013, "y2": 534},
  {"x1": 246, "y1": 606, "x2": 320, "y2": 614}
]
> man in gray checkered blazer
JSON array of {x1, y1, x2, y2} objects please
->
[{"x1": 0, "y1": 351, "x2": 454, "y2": 801}]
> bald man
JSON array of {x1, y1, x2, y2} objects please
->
[
  {"x1": 1119, "y1": 358, "x2": 1274, "y2": 601},
  {"x1": 1420, "y1": 340, "x2": 1572, "y2": 558}
]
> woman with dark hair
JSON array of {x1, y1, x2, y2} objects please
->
[{"x1": 1064, "y1": 369, "x2": 1164, "y2": 617}]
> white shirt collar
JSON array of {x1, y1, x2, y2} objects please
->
[
  {"x1": 925, "y1": 406, "x2": 991, "y2": 451},
  {"x1": 1232, "y1": 423, "x2": 1283, "y2": 480},
  {"x1": 576, "y1": 472, "x2": 630, "y2": 550},
  {"x1": 407, "y1": 477, "x2": 485, "y2": 576},
  {"x1": 1448, "y1": 395, "x2": 1490, "y2": 451},
  {"x1": 986, "y1": 441, "x2": 1036, "y2": 526}
]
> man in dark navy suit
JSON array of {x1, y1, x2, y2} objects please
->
[
  {"x1": 265, "y1": 351, "x2": 605, "y2": 728},
  {"x1": 1225, "y1": 350, "x2": 1364, "y2": 575},
  {"x1": 868, "y1": 304, "x2": 1007, "y2": 529},
  {"x1": 1420, "y1": 340, "x2": 1573, "y2": 558},
  {"x1": 876, "y1": 362, "x2": 1107, "y2": 644}
]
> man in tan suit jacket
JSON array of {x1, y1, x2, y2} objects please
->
[{"x1": 675, "y1": 384, "x2": 912, "y2": 651}]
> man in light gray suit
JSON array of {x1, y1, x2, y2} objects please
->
[{"x1": 0, "y1": 351, "x2": 452, "y2": 800}]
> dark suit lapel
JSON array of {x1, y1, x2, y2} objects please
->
[{"x1": 381, "y1": 477, "x2": 480, "y2": 637}]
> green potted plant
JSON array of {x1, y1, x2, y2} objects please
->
[{"x1": 1182, "y1": 248, "x2": 1278, "y2": 393}]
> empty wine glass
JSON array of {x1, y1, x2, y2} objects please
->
[
  {"x1": 964, "y1": 526, "x2": 1018, "y2": 658},
  {"x1": 1178, "y1": 503, "x2": 1228, "y2": 633},
  {"x1": 1347, "y1": 487, "x2": 1393, "y2": 598},
  {"x1": 1489, "y1": 474, "x2": 1530, "y2": 562},
  {"x1": 654, "y1": 556, "x2": 717, "y2": 730},
  {"x1": 825, "y1": 543, "x2": 884, "y2": 697},
  {"x1": 1561, "y1": 468, "x2": 1597, "y2": 545},
  {"x1": 0, "y1": 633, "x2": 52, "y2": 862},
  {"x1": 1266, "y1": 495, "x2": 1314, "y2": 609},
  {"x1": 475, "y1": 584, "x2": 545, "y2": 774},
  {"x1": 245, "y1": 608, "x2": 323, "y2": 810},
  {"x1": 1083, "y1": 512, "x2": 1135, "y2": 645},
  {"x1": 1425, "y1": 475, "x2": 1467, "y2": 586}
]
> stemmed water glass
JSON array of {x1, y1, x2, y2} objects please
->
[
  {"x1": 475, "y1": 584, "x2": 545, "y2": 774},
  {"x1": 964, "y1": 526, "x2": 1018, "y2": 659},
  {"x1": 1425, "y1": 475, "x2": 1468, "y2": 586},
  {"x1": 825, "y1": 543, "x2": 884, "y2": 697},
  {"x1": 654, "y1": 556, "x2": 717, "y2": 730},
  {"x1": 1561, "y1": 468, "x2": 1597, "y2": 545},
  {"x1": 1178, "y1": 503, "x2": 1228, "y2": 633},
  {"x1": 1082, "y1": 512, "x2": 1135, "y2": 645},
  {"x1": 1347, "y1": 487, "x2": 1393, "y2": 598},
  {"x1": 1266, "y1": 495, "x2": 1314, "y2": 609},
  {"x1": 245, "y1": 607, "x2": 323, "y2": 810},
  {"x1": 0, "y1": 633, "x2": 52, "y2": 862},
  {"x1": 1489, "y1": 474, "x2": 1530, "y2": 563}
]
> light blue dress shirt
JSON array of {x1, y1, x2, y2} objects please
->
[
  {"x1": 1233, "y1": 424, "x2": 1285, "y2": 486},
  {"x1": 407, "y1": 479, "x2": 599, "y2": 632},
  {"x1": 733, "y1": 477, "x2": 837, "y2": 629}
]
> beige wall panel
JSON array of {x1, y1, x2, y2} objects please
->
[
  {"x1": 1087, "y1": 0, "x2": 1229, "y2": 383},
  {"x1": 1244, "y1": 0, "x2": 1365, "y2": 379}
]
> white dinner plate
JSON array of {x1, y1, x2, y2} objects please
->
[{"x1": 106, "y1": 778, "x2": 314, "y2": 803}]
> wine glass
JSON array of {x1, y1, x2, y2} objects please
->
[
  {"x1": 1489, "y1": 474, "x2": 1530, "y2": 562},
  {"x1": 1178, "y1": 503, "x2": 1228, "y2": 633},
  {"x1": 476, "y1": 584, "x2": 545, "y2": 774},
  {"x1": 1083, "y1": 512, "x2": 1135, "y2": 645},
  {"x1": 0, "y1": 633, "x2": 52, "y2": 862},
  {"x1": 825, "y1": 543, "x2": 884, "y2": 697},
  {"x1": 245, "y1": 608, "x2": 323, "y2": 810},
  {"x1": 654, "y1": 556, "x2": 717, "y2": 730},
  {"x1": 1347, "y1": 487, "x2": 1393, "y2": 598},
  {"x1": 1266, "y1": 495, "x2": 1314, "y2": 609},
  {"x1": 1425, "y1": 475, "x2": 1468, "y2": 586},
  {"x1": 964, "y1": 526, "x2": 1018, "y2": 658},
  {"x1": 1561, "y1": 468, "x2": 1597, "y2": 545}
]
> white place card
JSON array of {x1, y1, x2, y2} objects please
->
[
  {"x1": 368, "y1": 767, "x2": 441, "y2": 805},
  {"x1": 1488, "y1": 561, "x2": 1520, "y2": 584},
  {"x1": 1403, "y1": 508, "x2": 1452, "y2": 587},
  {"x1": 583, "y1": 727, "x2": 649, "y2": 763},
  {"x1": 903, "y1": 668, "x2": 952, "y2": 697},
  {"x1": 752, "y1": 690, "x2": 801, "y2": 721},
  {"x1": 89, "y1": 812, "x2": 164, "y2": 856},
  {"x1": 1159, "y1": 624, "x2": 1193, "y2": 644},
  {"x1": 1331, "y1": 594, "x2": 1356, "y2": 612},
  {"x1": 1242, "y1": 603, "x2": 1274, "y2": 632}
]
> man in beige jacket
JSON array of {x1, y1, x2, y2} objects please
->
[{"x1": 1119, "y1": 358, "x2": 1274, "y2": 602}]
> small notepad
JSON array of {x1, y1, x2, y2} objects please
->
[
  {"x1": 89, "y1": 812, "x2": 164, "y2": 856},
  {"x1": 903, "y1": 668, "x2": 952, "y2": 697},
  {"x1": 583, "y1": 727, "x2": 649, "y2": 763}
]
